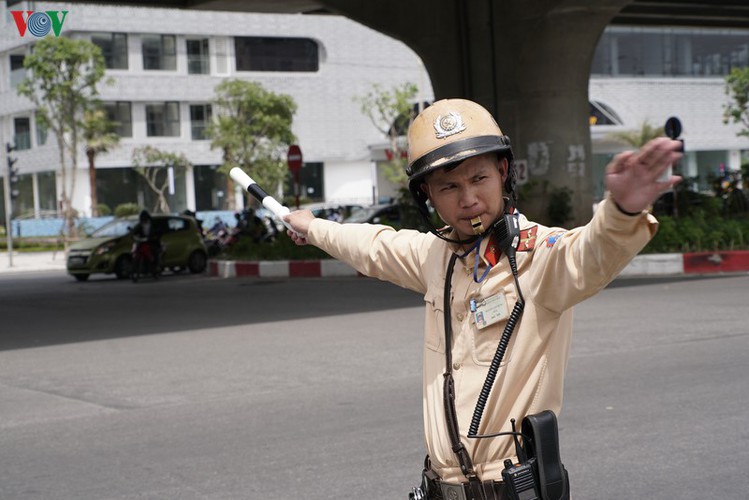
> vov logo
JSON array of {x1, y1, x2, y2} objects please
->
[{"x1": 10, "y1": 11, "x2": 69, "y2": 38}]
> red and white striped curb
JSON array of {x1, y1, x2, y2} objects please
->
[
  {"x1": 209, "y1": 251, "x2": 749, "y2": 279},
  {"x1": 620, "y1": 250, "x2": 749, "y2": 277},
  {"x1": 209, "y1": 259, "x2": 361, "y2": 278}
]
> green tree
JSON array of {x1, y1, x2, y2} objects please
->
[
  {"x1": 207, "y1": 80, "x2": 297, "y2": 208},
  {"x1": 83, "y1": 106, "x2": 120, "y2": 216},
  {"x1": 354, "y1": 82, "x2": 419, "y2": 189},
  {"x1": 17, "y1": 37, "x2": 109, "y2": 246},
  {"x1": 354, "y1": 82, "x2": 428, "y2": 229},
  {"x1": 132, "y1": 146, "x2": 192, "y2": 214},
  {"x1": 724, "y1": 67, "x2": 749, "y2": 139}
]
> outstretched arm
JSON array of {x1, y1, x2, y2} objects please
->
[{"x1": 606, "y1": 137, "x2": 683, "y2": 214}]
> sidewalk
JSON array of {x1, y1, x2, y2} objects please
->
[
  {"x1": 0, "y1": 250, "x2": 66, "y2": 274},
  {"x1": 2, "y1": 249, "x2": 749, "y2": 278}
]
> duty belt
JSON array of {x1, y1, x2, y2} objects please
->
[{"x1": 425, "y1": 474, "x2": 507, "y2": 500}]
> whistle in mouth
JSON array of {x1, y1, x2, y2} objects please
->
[{"x1": 471, "y1": 216, "x2": 485, "y2": 234}]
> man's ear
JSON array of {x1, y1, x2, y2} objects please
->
[
  {"x1": 497, "y1": 156, "x2": 509, "y2": 183},
  {"x1": 420, "y1": 182, "x2": 431, "y2": 200}
]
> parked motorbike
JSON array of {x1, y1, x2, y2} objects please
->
[{"x1": 203, "y1": 209, "x2": 278, "y2": 256}]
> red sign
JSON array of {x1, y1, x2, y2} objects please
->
[{"x1": 287, "y1": 144, "x2": 303, "y2": 173}]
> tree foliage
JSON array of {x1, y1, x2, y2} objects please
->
[
  {"x1": 83, "y1": 106, "x2": 120, "y2": 216},
  {"x1": 353, "y1": 82, "x2": 431, "y2": 229},
  {"x1": 17, "y1": 36, "x2": 108, "y2": 244},
  {"x1": 207, "y1": 80, "x2": 297, "y2": 204},
  {"x1": 724, "y1": 67, "x2": 749, "y2": 139},
  {"x1": 132, "y1": 146, "x2": 192, "y2": 214},
  {"x1": 354, "y1": 82, "x2": 419, "y2": 187}
]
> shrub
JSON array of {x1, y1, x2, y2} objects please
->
[
  {"x1": 97, "y1": 204, "x2": 112, "y2": 216},
  {"x1": 222, "y1": 233, "x2": 330, "y2": 261},
  {"x1": 547, "y1": 186, "x2": 574, "y2": 227},
  {"x1": 114, "y1": 203, "x2": 142, "y2": 217},
  {"x1": 643, "y1": 210, "x2": 749, "y2": 253}
]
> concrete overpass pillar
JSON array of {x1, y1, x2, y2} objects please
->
[{"x1": 321, "y1": 0, "x2": 630, "y2": 226}]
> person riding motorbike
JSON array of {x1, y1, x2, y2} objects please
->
[{"x1": 131, "y1": 209, "x2": 163, "y2": 278}]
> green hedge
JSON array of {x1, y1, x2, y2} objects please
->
[
  {"x1": 644, "y1": 212, "x2": 749, "y2": 253},
  {"x1": 221, "y1": 233, "x2": 331, "y2": 261}
]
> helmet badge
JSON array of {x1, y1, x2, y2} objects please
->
[{"x1": 433, "y1": 111, "x2": 466, "y2": 139}]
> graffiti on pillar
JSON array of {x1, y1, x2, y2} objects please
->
[
  {"x1": 514, "y1": 159, "x2": 528, "y2": 185},
  {"x1": 527, "y1": 141, "x2": 551, "y2": 176},
  {"x1": 567, "y1": 144, "x2": 586, "y2": 177}
]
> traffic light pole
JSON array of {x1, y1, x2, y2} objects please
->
[
  {"x1": 3, "y1": 142, "x2": 14, "y2": 267},
  {"x1": 3, "y1": 168, "x2": 13, "y2": 267}
]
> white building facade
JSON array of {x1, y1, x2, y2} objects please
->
[{"x1": 0, "y1": 1, "x2": 433, "y2": 219}]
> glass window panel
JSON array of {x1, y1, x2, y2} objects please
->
[
  {"x1": 91, "y1": 32, "x2": 128, "y2": 69},
  {"x1": 37, "y1": 171, "x2": 57, "y2": 212},
  {"x1": 103, "y1": 102, "x2": 132, "y2": 137},
  {"x1": 190, "y1": 104, "x2": 212, "y2": 140},
  {"x1": 36, "y1": 119, "x2": 48, "y2": 146},
  {"x1": 14, "y1": 117, "x2": 31, "y2": 150},
  {"x1": 235, "y1": 37, "x2": 319, "y2": 72},
  {"x1": 187, "y1": 39, "x2": 209, "y2": 74},
  {"x1": 194, "y1": 165, "x2": 228, "y2": 210},
  {"x1": 166, "y1": 102, "x2": 180, "y2": 136},
  {"x1": 146, "y1": 103, "x2": 180, "y2": 137},
  {"x1": 592, "y1": 26, "x2": 749, "y2": 77},
  {"x1": 10, "y1": 54, "x2": 26, "y2": 87},
  {"x1": 142, "y1": 34, "x2": 176, "y2": 70},
  {"x1": 162, "y1": 35, "x2": 176, "y2": 70}
]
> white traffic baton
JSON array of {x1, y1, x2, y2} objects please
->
[{"x1": 229, "y1": 167, "x2": 298, "y2": 235}]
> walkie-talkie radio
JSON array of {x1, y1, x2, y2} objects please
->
[{"x1": 502, "y1": 458, "x2": 540, "y2": 500}]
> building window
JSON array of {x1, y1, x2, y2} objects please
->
[
  {"x1": 10, "y1": 54, "x2": 25, "y2": 88},
  {"x1": 235, "y1": 37, "x2": 319, "y2": 72},
  {"x1": 91, "y1": 32, "x2": 128, "y2": 69},
  {"x1": 190, "y1": 104, "x2": 212, "y2": 140},
  {"x1": 103, "y1": 101, "x2": 133, "y2": 137},
  {"x1": 36, "y1": 119, "x2": 48, "y2": 146},
  {"x1": 146, "y1": 102, "x2": 180, "y2": 137},
  {"x1": 37, "y1": 171, "x2": 57, "y2": 212},
  {"x1": 14, "y1": 117, "x2": 31, "y2": 150},
  {"x1": 187, "y1": 39, "x2": 210, "y2": 75},
  {"x1": 142, "y1": 34, "x2": 176, "y2": 70},
  {"x1": 194, "y1": 165, "x2": 228, "y2": 210},
  {"x1": 591, "y1": 26, "x2": 749, "y2": 77}
]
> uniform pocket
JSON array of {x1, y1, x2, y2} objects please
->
[
  {"x1": 423, "y1": 288, "x2": 445, "y2": 353},
  {"x1": 471, "y1": 288, "x2": 516, "y2": 365}
]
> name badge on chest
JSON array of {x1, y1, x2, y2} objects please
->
[{"x1": 470, "y1": 293, "x2": 509, "y2": 330}]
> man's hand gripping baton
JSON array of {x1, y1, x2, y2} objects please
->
[{"x1": 229, "y1": 167, "x2": 299, "y2": 236}]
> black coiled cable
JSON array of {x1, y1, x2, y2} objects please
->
[{"x1": 468, "y1": 253, "x2": 525, "y2": 438}]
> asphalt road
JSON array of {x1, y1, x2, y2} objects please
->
[{"x1": 0, "y1": 271, "x2": 747, "y2": 499}]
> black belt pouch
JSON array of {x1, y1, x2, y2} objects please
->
[{"x1": 521, "y1": 410, "x2": 570, "y2": 500}]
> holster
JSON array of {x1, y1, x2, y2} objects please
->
[{"x1": 521, "y1": 411, "x2": 570, "y2": 500}]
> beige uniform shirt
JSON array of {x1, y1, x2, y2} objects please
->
[{"x1": 307, "y1": 196, "x2": 657, "y2": 483}]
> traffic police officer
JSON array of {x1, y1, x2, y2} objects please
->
[{"x1": 285, "y1": 99, "x2": 682, "y2": 499}]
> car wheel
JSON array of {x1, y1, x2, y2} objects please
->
[
  {"x1": 187, "y1": 250, "x2": 207, "y2": 274},
  {"x1": 115, "y1": 255, "x2": 133, "y2": 280},
  {"x1": 73, "y1": 274, "x2": 89, "y2": 282}
]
